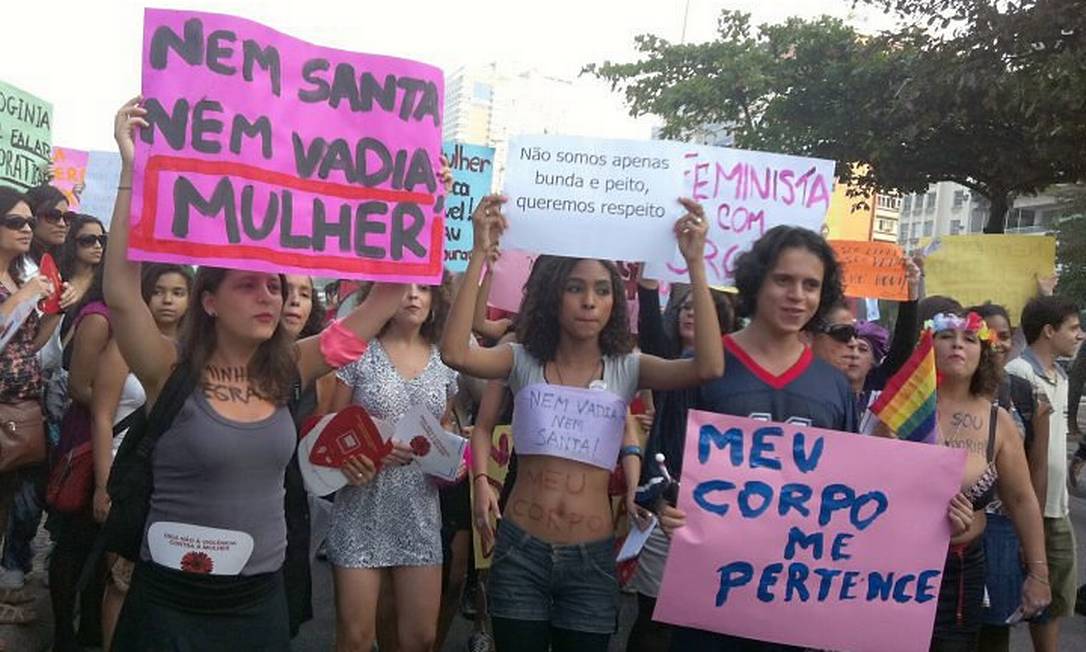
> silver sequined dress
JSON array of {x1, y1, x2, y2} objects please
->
[{"x1": 326, "y1": 341, "x2": 457, "y2": 568}]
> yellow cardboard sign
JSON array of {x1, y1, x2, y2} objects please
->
[
  {"x1": 471, "y1": 425, "x2": 513, "y2": 570},
  {"x1": 922, "y1": 235, "x2": 1056, "y2": 323}
]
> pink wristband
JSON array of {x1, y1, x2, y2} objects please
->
[{"x1": 319, "y1": 319, "x2": 369, "y2": 368}]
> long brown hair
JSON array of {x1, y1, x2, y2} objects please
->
[
  {"x1": 179, "y1": 267, "x2": 296, "y2": 404},
  {"x1": 351, "y1": 274, "x2": 453, "y2": 344}
]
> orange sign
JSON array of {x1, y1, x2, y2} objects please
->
[{"x1": 831, "y1": 240, "x2": 908, "y2": 301}]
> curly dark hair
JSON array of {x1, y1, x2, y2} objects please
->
[
  {"x1": 352, "y1": 273, "x2": 453, "y2": 344},
  {"x1": 516, "y1": 256, "x2": 633, "y2": 362},
  {"x1": 733, "y1": 225, "x2": 843, "y2": 326}
]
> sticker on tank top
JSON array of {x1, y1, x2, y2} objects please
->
[
  {"x1": 147, "y1": 521, "x2": 255, "y2": 575},
  {"x1": 512, "y1": 383, "x2": 627, "y2": 470}
]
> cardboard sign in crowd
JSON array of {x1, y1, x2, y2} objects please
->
[
  {"x1": 131, "y1": 8, "x2": 445, "y2": 283},
  {"x1": 654, "y1": 411, "x2": 965, "y2": 652}
]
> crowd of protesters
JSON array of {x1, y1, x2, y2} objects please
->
[{"x1": 0, "y1": 96, "x2": 1082, "y2": 652}]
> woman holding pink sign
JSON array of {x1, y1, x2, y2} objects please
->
[
  {"x1": 102, "y1": 97, "x2": 413, "y2": 652},
  {"x1": 441, "y1": 194, "x2": 724, "y2": 651}
]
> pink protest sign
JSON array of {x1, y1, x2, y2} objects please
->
[
  {"x1": 51, "y1": 147, "x2": 89, "y2": 209},
  {"x1": 487, "y1": 250, "x2": 640, "y2": 332},
  {"x1": 131, "y1": 9, "x2": 444, "y2": 282},
  {"x1": 654, "y1": 411, "x2": 966, "y2": 652},
  {"x1": 487, "y1": 249, "x2": 535, "y2": 314},
  {"x1": 644, "y1": 145, "x2": 834, "y2": 286}
]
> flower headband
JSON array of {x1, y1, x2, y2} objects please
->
[{"x1": 925, "y1": 312, "x2": 993, "y2": 342}]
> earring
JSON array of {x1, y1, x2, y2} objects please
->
[{"x1": 208, "y1": 310, "x2": 217, "y2": 318}]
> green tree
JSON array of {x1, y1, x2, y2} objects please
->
[
  {"x1": 1052, "y1": 189, "x2": 1086, "y2": 301},
  {"x1": 588, "y1": 2, "x2": 1086, "y2": 232}
]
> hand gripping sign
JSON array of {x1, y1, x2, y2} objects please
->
[{"x1": 654, "y1": 411, "x2": 966, "y2": 652}]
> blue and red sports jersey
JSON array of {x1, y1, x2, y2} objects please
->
[{"x1": 697, "y1": 335, "x2": 858, "y2": 432}]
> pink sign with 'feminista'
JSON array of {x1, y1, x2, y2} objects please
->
[
  {"x1": 131, "y1": 8, "x2": 444, "y2": 283},
  {"x1": 654, "y1": 411, "x2": 965, "y2": 652}
]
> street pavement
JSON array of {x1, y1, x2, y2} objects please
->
[{"x1": 3, "y1": 493, "x2": 1083, "y2": 651}]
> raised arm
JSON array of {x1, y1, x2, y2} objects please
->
[
  {"x1": 636, "y1": 279, "x2": 672, "y2": 358},
  {"x1": 89, "y1": 340, "x2": 129, "y2": 523},
  {"x1": 67, "y1": 313, "x2": 111, "y2": 406},
  {"x1": 440, "y1": 195, "x2": 514, "y2": 380},
  {"x1": 104, "y1": 97, "x2": 176, "y2": 395},
  {"x1": 470, "y1": 376, "x2": 511, "y2": 550},
  {"x1": 638, "y1": 199, "x2": 724, "y2": 391},
  {"x1": 872, "y1": 259, "x2": 922, "y2": 386},
  {"x1": 472, "y1": 267, "x2": 513, "y2": 342},
  {"x1": 993, "y1": 407, "x2": 1051, "y2": 617},
  {"x1": 294, "y1": 283, "x2": 405, "y2": 388}
]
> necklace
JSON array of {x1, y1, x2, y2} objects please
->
[{"x1": 553, "y1": 358, "x2": 602, "y2": 388}]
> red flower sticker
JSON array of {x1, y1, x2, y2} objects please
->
[
  {"x1": 410, "y1": 436, "x2": 431, "y2": 457},
  {"x1": 180, "y1": 551, "x2": 214, "y2": 574}
]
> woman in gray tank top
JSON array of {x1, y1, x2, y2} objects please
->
[{"x1": 101, "y1": 98, "x2": 437, "y2": 652}]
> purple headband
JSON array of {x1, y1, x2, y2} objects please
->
[{"x1": 855, "y1": 320, "x2": 889, "y2": 362}]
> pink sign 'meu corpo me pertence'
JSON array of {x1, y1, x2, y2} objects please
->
[
  {"x1": 131, "y1": 8, "x2": 445, "y2": 282},
  {"x1": 654, "y1": 411, "x2": 966, "y2": 652}
]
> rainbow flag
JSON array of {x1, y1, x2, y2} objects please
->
[{"x1": 870, "y1": 330, "x2": 937, "y2": 443}]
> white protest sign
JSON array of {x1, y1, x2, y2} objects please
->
[
  {"x1": 502, "y1": 135, "x2": 685, "y2": 262},
  {"x1": 394, "y1": 404, "x2": 467, "y2": 482},
  {"x1": 644, "y1": 145, "x2": 835, "y2": 285}
]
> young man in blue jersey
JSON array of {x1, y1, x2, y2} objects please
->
[{"x1": 660, "y1": 225, "x2": 857, "y2": 652}]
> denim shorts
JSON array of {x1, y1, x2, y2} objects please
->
[
  {"x1": 981, "y1": 513, "x2": 1024, "y2": 625},
  {"x1": 487, "y1": 518, "x2": 618, "y2": 634}
]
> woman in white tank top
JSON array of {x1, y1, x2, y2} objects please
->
[{"x1": 89, "y1": 263, "x2": 192, "y2": 652}]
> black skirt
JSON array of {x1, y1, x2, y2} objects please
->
[
  {"x1": 932, "y1": 541, "x2": 985, "y2": 647},
  {"x1": 111, "y1": 561, "x2": 290, "y2": 652}
]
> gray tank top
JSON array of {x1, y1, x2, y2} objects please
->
[{"x1": 140, "y1": 390, "x2": 296, "y2": 576}]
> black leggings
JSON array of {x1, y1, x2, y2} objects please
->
[
  {"x1": 627, "y1": 593, "x2": 672, "y2": 652},
  {"x1": 493, "y1": 617, "x2": 610, "y2": 652}
]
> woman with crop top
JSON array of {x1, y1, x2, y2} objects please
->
[
  {"x1": 103, "y1": 97, "x2": 414, "y2": 651},
  {"x1": 441, "y1": 194, "x2": 724, "y2": 651},
  {"x1": 924, "y1": 311, "x2": 1049, "y2": 650}
]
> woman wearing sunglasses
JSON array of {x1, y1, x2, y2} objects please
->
[
  {"x1": 58, "y1": 215, "x2": 107, "y2": 324},
  {"x1": 24, "y1": 184, "x2": 73, "y2": 273},
  {"x1": 0, "y1": 186, "x2": 66, "y2": 634}
]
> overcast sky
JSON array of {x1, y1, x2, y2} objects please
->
[{"x1": 2, "y1": 0, "x2": 896, "y2": 151}]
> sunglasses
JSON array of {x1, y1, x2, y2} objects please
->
[
  {"x1": 2, "y1": 215, "x2": 36, "y2": 231},
  {"x1": 36, "y1": 209, "x2": 78, "y2": 225},
  {"x1": 822, "y1": 323, "x2": 858, "y2": 343},
  {"x1": 76, "y1": 234, "x2": 108, "y2": 248}
]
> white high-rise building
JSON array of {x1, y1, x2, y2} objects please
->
[
  {"x1": 443, "y1": 63, "x2": 652, "y2": 183},
  {"x1": 896, "y1": 181, "x2": 1067, "y2": 250}
]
